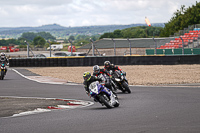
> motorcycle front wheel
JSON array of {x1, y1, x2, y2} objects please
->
[
  {"x1": 113, "y1": 96, "x2": 119, "y2": 107},
  {"x1": 1, "y1": 70, "x2": 4, "y2": 80}
]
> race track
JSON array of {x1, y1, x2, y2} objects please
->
[{"x1": 0, "y1": 69, "x2": 200, "y2": 133}]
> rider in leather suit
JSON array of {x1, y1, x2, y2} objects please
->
[{"x1": 0, "y1": 53, "x2": 9, "y2": 75}]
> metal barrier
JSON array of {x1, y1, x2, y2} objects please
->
[{"x1": 9, "y1": 55, "x2": 200, "y2": 67}]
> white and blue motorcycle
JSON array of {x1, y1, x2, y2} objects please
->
[{"x1": 89, "y1": 81, "x2": 119, "y2": 108}]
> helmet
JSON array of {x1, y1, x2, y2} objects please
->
[
  {"x1": 0, "y1": 53, "x2": 5, "y2": 61},
  {"x1": 0, "y1": 53, "x2": 5, "y2": 57},
  {"x1": 104, "y1": 61, "x2": 110, "y2": 69},
  {"x1": 93, "y1": 65, "x2": 100, "y2": 74},
  {"x1": 83, "y1": 72, "x2": 91, "y2": 81}
]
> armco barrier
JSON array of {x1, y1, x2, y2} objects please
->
[{"x1": 9, "y1": 55, "x2": 200, "y2": 67}]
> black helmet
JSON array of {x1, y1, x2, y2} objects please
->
[
  {"x1": 83, "y1": 72, "x2": 91, "y2": 81},
  {"x1": 104, "y1": 61, "x2": 110, "y2": 69},
  {"x1": 93, "y1": 65, "x2": 100, "y2": 74}
]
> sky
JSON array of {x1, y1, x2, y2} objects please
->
[{"x1": 0, "y1": 0, "x2": 198, "y2": 27}]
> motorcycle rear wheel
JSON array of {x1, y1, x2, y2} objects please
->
[
  {"x1": 122, "y1": 81, "x2": 131, "y2": 93},
  {"x1": 99, "y1": 94, "x2": 112, "y2": 109}
]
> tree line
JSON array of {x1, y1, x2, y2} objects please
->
[
  {"x1": 0, "y1": 32, "x2": 56, "y2": 48},
  {"x1": 160, "y1": 1, "x2": 200, "y2": 37},
  {"x1": 99, "y1": 26, "x2": 163, "y2": 39}
]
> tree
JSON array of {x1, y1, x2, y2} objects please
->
[
  {"x1": 100, "y1": 26, "x2": 163, "y2": 39},
  {"x1": 37, "y1": 32, "x2": 56, "y2": 41},
  {"x1": 69, "y1": 35, "x2": 75, "y2": 41},
  {"x1": 20, "y1": 32, "x2": 56, "y2": 41},
  {"x1": 99, "y1": 33, "x2": 114, "y2": 39},
  {"x1": 21, "y1": 32, "x2": 37, "y2": 41},
  {"x1": 160, "y1": 2, "x2": 200, "y2": 37},
  {"x1": 33, "y1": 36, "x2": 46, "y2": 48},
  {"x1": 113, "y1": 29, "x2": 122, "y2": 38}
]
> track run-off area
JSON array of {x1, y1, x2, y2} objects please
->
[{"x1": 0, "y1": 68, "x2": 200, "y2": 133}]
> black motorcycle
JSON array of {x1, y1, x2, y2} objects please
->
[
  {"x1": 111, "y1": 70, "x2": 131, "y2": 93},
  {"x1": 0, "y1": 63, "x2": 6, "y2": 80},
  {"x1": 97, "y1": 73, "x2": 117, "y2": 94}
]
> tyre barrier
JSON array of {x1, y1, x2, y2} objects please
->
[{"x1": 9, "y1": 55, "x2": 200, "y2": 67}]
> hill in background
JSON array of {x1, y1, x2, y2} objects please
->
[{"x1": 0, "y1": 23, "x2": 164, "y2": 39}]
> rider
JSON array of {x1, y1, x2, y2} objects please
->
[
  {"x1": 93, "y1": 65, "x2": 113, "y2": 91},
  {"x1": 0, "y1": 53, "x2": 9, "y2": 75},
  {"x1": 83, "y1": 71, "x2": 103, "y2": 96},
  {"x1": 104, "y1": 61, "x2": 126, "y2": 75}
]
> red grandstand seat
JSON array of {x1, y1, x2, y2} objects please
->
[{"x1": 160, "y1": 45, "x2": 164, "y2": 48}]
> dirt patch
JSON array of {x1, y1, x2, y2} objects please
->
[{"x1": 27, "y1": 65, "x2": 200, "y2": 85}]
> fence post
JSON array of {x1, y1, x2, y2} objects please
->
[
  {"x1": 47, "y1": 41, "x2": 52, "y2": 57},
  {"x1": 127, "y1": 38, "x2": 132, "y2": 55},
  {"x1": 112, "y1": 38, "x2": 116, "y2": 56},
  {"x1": 25, "y1": 40, "x2": 35, "y2": 57},
  {"x1": 68, "y1": 39, "x2": 73, "y2": 56},
  {"x1": 180, "y1": 37, "x2": 184, "y2": 55},
  {"x1": 25, "y1": 40, "x2": 29, "y2": 57},
  {"x1": 90, "y1": 38, "x2": 95, "y2": 56},
  {"x1": 153, "y1": 38, "x2": 157, "y2": 55}
]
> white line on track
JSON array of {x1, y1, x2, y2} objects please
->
[{"x1": 12, "y1": 69, "x2": 78, "y2": 85}]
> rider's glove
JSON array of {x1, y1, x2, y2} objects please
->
[
  {"x1": 124, "y1": 72, "x2": 126, "y2": 76},
  {"x1": 94, "y1": 98, "x2": 98, "y2": 102},
  {"x1": 122, "y1": 72, "x2": 126, "y2": 76}
]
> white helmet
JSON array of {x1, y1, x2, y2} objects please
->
[
  {"x1": 0, "y1": 53, "x2": 5, "y2": 57},
  {"x1": 93, "y1": 65, "x2": 100, "y2": 74}
]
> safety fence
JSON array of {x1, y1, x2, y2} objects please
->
[
  {"x1": 146, "y1": 48, "x2": 200, "y2": 55},
  {"x1": 9, "y1": 55, "x2": 200, "y2": 67}
]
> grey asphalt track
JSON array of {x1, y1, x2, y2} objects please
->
[{"x1": 0, "y1": 68, "x2": 200, "y2": 133}]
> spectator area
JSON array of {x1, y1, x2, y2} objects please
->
[{"x1": 158, "y1": 29, "x2": 200, "y2": 49}]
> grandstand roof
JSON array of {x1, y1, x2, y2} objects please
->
[{"x1": 78, "y1": 38, "x2": 167, "y2": 49}]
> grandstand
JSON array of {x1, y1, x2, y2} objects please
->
[
  {"x1": 146, "y1": 27, "x2": 200, "y2": 55},
  {"x1": 158, "y1": 29, "x2": 200, "y2": 49}
]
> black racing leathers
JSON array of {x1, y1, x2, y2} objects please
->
[
  {"x1": 0, "y1": 57, "x2": 8, "y2": 74},
  {"x1": 104, "y1": 64, "x2": 123, "y2": 73},
  {"x1": 83, "y1": 76, "x2": 102, "y2": 94},
  {"x1": 93, "y1": 69, "x2": 112, "y2": 91}
]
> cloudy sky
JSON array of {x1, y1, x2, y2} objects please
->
[{"x1": 0, "y1": 0, "x2": 198, "y2": 27}]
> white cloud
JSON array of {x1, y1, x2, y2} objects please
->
[{"x1": 0, "y1": 0, "x2": 198, "y2": 27}]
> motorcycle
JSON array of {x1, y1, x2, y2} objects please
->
[
  {"x1": 97, "y1": 73, "x2": 117, "y2": 93},
  {"x1": 89, "y1": 81, "x2": 119, "y2": 108},
  {"x1": 111, "y1": 70, "x2": 131, "y2": 93},
  {"x1": 0, "y1": 63, "x2": 6, "y2": 80}
]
